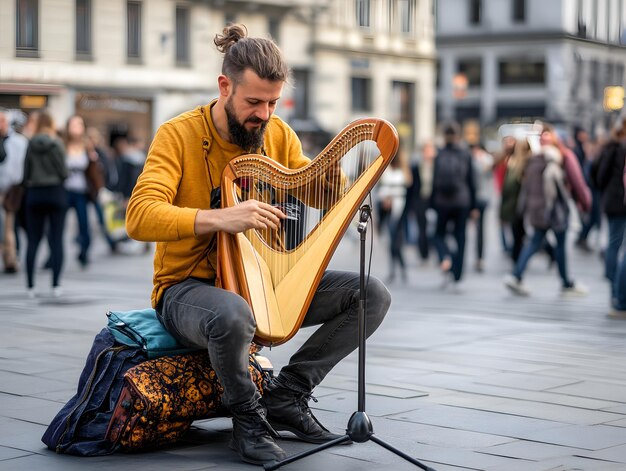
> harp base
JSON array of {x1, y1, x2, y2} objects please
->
[{"x1": 263, "y1": 205, "x2": 436, "y2": 471}]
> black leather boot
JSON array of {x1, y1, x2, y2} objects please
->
[
  {"x1": 262, "y1": 382, "x2": 345, "y2": 444},
  {"x1": 229, "y1": 407, "x2": 287, "y2": 465}
]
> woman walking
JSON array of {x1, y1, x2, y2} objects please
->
[
  {"x1": 378, "y1": 148, "x2": 412, "y2": 283},
  {"x1": 504, "y1": 125, "x2": 590, "y2": 297},
  {"x1": 22, "y1": 111, "x2": 68, "y2": 297},
  {"x1": 64, "y1": 115, "x2": 101, "y2": 267}
]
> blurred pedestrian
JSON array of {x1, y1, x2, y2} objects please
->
[
  {"x1": 504, "y1": 124, "x2": 591, "y2": 297},
  {"x1": 378, "y1": 147, "x2": 411, "y2": 282},
  {"x1": 402, "y1": 140, "x2": 436, "y2": 264},
  {"x1": 493, "y1": 135, "x2": 516, "y2": 254},
  {"x1": 590, "y1": 119, "x2": 626, "y2": 316},
  {"x1": 573, "y1": 126, "x2": 601, "y2": 252},
  {"x1": 0, "y1": 109, "x2": 29, "y2": 273},
  {"x1": 499, "y1": 137, "x2": 531, "y2": 264},
  {"x1": 469, "y1": 143, "x2": 493, "y2": 272},
  {"x1": 114, "y1": 135, "x2": 146, "y2": 204},
  {"x1": 431, "y1": 122, "x2": 476, "y2": 287},
  {"x1": 64, "y1": 115, "x2": 102, "y2": 267},
  {"x1": 85, "y1": 126, "x2": 117, "y2": 253},
  {"x1": 22, "y1": 111, "x2": 68, "y2": 298}
]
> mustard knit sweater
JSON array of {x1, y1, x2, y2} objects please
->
[{"x1": 126, "y1": 101, "x2": 311, "y2": 308}]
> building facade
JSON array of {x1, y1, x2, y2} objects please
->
[
  {"x1": 436, "y1": 0, "x2": 626, "y2": 137},
  {"x1": 1, "y1": 0, "x2": 436, "y2": 153}
]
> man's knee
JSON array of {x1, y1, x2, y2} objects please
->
[
  {"x1": 206, "y1": 295, "x2": 256, "y2": 340},
  {"x1": 366, "y1": 277, "x2": 391, "y2": 326}
]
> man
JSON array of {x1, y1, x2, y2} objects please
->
[
  {"x1": 431, "y1": 122, "x2": 476, "y2": 287},
  {"x1": 0, "y1": 109, "x2": 29, "y2": 273},
  {"x1": 126, "y1": 24, "x2": 390, "y2": 465}
]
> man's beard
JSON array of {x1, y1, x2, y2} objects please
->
[{"x1": 225, "y1": 99, "x2": 268, "y2": 153}]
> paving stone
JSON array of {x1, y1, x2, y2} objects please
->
[
  {"x1": 0, "y1": 447, "x2": 33, "y2": 461},
  {"x1": 477, "y1": 439, "x2": 584, "y2": 461},
  {"x1": 387, "y1": 404, "x2": 566, "y2": 438},
  {"x1": 529, "y1": 424, "x2": 626, "y2": 450},
  {"x1": 548, "y1": 381, "x2": 626, "y2": 403},
  {"x1": 576, "y1": 443, "x2": 626, "y2": 464}
]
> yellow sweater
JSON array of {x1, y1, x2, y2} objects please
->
[{"x1": 126, "y1": 101, "x2": 311, "y2": 308}]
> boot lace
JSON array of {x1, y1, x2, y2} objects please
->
[{"x1": 294, "y1": 393, "x2": 330, "y2": 432}]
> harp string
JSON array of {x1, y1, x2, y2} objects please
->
[{"x1": 239, "y1": 126, "x2": 379, "y2": 285}]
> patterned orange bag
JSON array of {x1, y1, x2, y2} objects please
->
[{"x1": 106, "y1": 348, "x2": 270, "y2": 452}]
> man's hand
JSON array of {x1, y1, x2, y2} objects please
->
[{"x1": 194, "y1": 199, "x2": 286, "y2": 236}]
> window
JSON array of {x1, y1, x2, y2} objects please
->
[
  {"x1": 512, "y1": 0, "x2": 525, "y2": 22},
  {"x1": 292, "y1": 69, "x2": 310, "y2": 120},
  {"x1": 76, "y1": 0, "x2": 92, "y2": 58},
  {"x1": 498, "y1": 59, "x2": 545, "y2": 85},
  {"x1": 391, "y1": 81, "x2": 415, "y2": 124},
  {"x1": 351, "y1": 77, "x2": 372, "y2": 112},
  {"x1": 576, "y1": 0, "x2": 586, "y2": 37},
  {"x1": 458, "y1": 58, "x2": 482, "y2": 87},
  {"x1": 127, "y1": 1, "x2": 142, "y2": 62},
  {"x1": 590, "y1": 59, "x2": 600, "y2": 100},
  {"x1": 175, "y1": 5, "x2": 190, "y2": 66},
  {"x1": 356, "y1": 0, "x2": 371, "y2": 28},
  {"x1": 469, "y1": 0, "x2": 482, "y2": 25},
  {"x1": 268, "y1": 17, "x2": 280, "y2": 43},
  {"x1": 16, "y1": 0, "x2": 38, "y2": 57},
  {"x1": 225, "y1": 12, "x2": 236, "y2": 26},
  {"x1": 397, "y1": 0, "x2": 413, "y2": 34}
]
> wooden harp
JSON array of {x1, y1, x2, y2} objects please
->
[{"x1": 218, "y1": 118, "x2": 399, "y2": 346}]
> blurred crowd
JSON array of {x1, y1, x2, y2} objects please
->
[
  {"x1": 2, "y1": 106, "x2": 625, "y2": 318},
  {"x1": 375, "y1": 118, "x2": 626, "y2": 317},
  {"x1": 0, "y1": 108, "x2": 147, "y2": 297}
]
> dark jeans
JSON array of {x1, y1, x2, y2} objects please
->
[
  {"x1": 615, "y1": 250, "x2": 626, "y2": 310},
  {"x1": 578, "y1": 187, "x2": 602, "y2": 241},
  {"x1": 474, "y1": 200, "x2": 487, "y2": 261},
  {"x1": 510, "y1": 215, "x2": 526, "y2": 263},
  {"x1": 25, "y1": 185, "x2": 68, "y2": 288},
  {"x1": 67, "y1": 191, "x2": 90, "y2": 262},
  {"x1": 157, "y1": 271, "x2": 390, "y2": 414},
  {"x1": 434, "y1": 206, "x2": 469, "y2": 281},
  {"x1": 386, "y1": 213, "x2": 405, "y2": 275},
  {"x1": 414, "y1": 196, "x2": 431, "y2": 261},
  {"x1": 513, "y1": 228, "x2": 572, "y2": 288},
  {"x1": 606, "y1": 216, "x2": 626, "y2": 306}
]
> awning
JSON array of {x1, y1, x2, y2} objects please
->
[{"x1": 0, "y1": 83, "x2": 65, "y2": 95}]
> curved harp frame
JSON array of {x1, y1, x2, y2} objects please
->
[{"x1": 218, "y1": 118, "x2": 399, "y2": 346}]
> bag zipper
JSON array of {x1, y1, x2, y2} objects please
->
[{"x1": 56, "y1": 345, "x2": 130, "y2": 453}]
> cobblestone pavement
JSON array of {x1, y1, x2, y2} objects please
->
[{"x1": 1, "y1": 210, "x2": 625, "y2": 471}]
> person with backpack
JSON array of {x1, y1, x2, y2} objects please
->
[
  {"x1": 504, "y1": 124, "x2": 590, "y2": 297},
  {"x1": 431, "y1": 122, "x2": 476, "y2": 286},
  {"x1": 591, "y1": 119, "x2": 626, "y2": 316}
]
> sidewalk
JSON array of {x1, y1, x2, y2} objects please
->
[{"x1": 1, "y1": 216, "x2": 626, "y2": 471}]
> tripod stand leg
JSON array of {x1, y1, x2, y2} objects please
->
[
  {"x1": 263, "y1": 435, "x2": 352, "y2": 471},
  {"x1": 369, "y1": 435, "x2": 436, "y2": 471}
]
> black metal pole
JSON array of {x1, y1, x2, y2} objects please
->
[{"x1": 357, "y1": 204, "x2": 370, "y2": 412}]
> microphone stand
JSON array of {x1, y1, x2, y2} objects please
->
[{"x1": 264, "y1": 204, "x2": 436, "y2": 471}]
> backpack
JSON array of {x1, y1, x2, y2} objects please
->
[
  {"x1": 41, "y1": 328, "x2": 148, "y2": 456},
  {"x1": 434, "y1": 147, "x2": 467, "y2": 196}
]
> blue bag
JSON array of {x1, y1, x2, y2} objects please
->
[
  {"x1": 42, "y1": 328, "x2": 147, "y2": 455},
  {"x1": 106, "y1": 308, "x2": 196, "y2": 359}
]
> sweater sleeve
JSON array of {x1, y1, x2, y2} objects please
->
[
  {"x1": 562, "y1": 147, "x2": 591, "y2": 212},
  {"x1": 125, "y1": 123, "x2": 198, "y2": 242}
]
